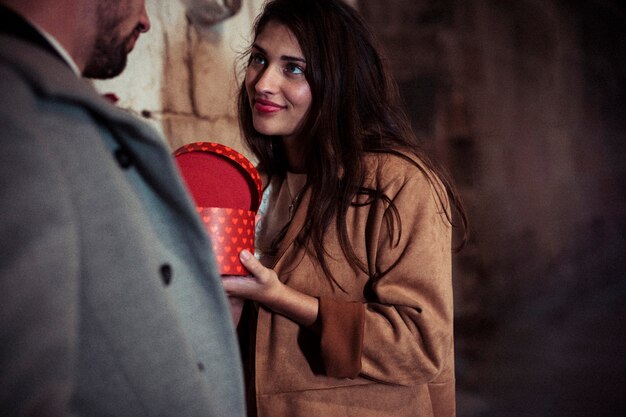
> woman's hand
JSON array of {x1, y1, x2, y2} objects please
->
[
  {"x1": 221, "y1": 250, "x2": 282, "y2": 305},
  {"x1": 222, "y1": 250, "x2": 320, "y2": 328}
]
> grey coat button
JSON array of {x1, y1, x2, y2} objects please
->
[
  {"x1": 160, "y1": 264, "x2": 172, "y2": 285},
  {"x1": 114, "y1": 148, "x2": 133, "y2": 169}
]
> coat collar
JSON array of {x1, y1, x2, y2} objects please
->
[
  {"x1": 0, "y1": 35, "x2": 161, "y2": 148},
  {"x1": 0, "y1": 35, "x2": 211, "y2": 250},
  {"x1": 0, "y1": 5, "x2": 65, "y2": 65}
]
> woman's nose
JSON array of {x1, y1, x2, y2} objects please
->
[{"x1": 254, "y1": 66, "x2": 279, "y2": 94}]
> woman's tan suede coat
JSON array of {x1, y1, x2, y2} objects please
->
[{"x1": 239, "y1": 152, "x2": 455, "y2": 417}]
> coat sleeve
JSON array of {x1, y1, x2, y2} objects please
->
[
  {"x1": 0, "y1": 97, "x2": 80, "y2": 416},
  {"x1": 318, "y1": 163, "x2": 454, "y2": 385}
]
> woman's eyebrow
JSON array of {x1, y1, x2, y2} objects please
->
[
  {"x1": 251, "y1": 43, "x2": 306, "y2": 63},
  {"x1": 282, "y1": 55, "x2": 306, "y2": 63},
  {"x1": 251, "y1": 43, "x2": 265, "y2": 53}
]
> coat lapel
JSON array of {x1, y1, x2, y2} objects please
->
[
  {"x1": 0, "y1": 5, "x2": 65, "y2": 64},
  {"x1": 94, "y1": 103, "x2": 210, "y2": 249},
  {"x1": 270, "y1": 187, "x2": 311, "y2": 270},
  {"x1": 1, "y1": 36, "x2": 209, "y2": 249}
]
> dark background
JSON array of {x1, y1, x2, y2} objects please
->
[{"x1": 357, "y1": 0, "x2": 626, "y2": 415}]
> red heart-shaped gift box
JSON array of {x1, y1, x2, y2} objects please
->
[{"x1": 174, "y1": 142, "x2": 262, "y2": 275}]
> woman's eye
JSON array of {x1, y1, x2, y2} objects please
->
[
  {"x1": 285, "y1": 63, "x2": 304, "y2": 75},
  {"x1": 249, "y1": 53, "x2": 266, "y2": 66}
]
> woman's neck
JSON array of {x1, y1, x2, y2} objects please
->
[{"x1": 282, "y1": 136, "x2": 307, "y2": 173}]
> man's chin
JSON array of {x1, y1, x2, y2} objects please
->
[{"x1": 83, "y1": 56, "x2": 128, "y2": 80}]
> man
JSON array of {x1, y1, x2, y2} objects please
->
[{"x1": 0, "y1": 1, "x2": 246, "y2": 416}]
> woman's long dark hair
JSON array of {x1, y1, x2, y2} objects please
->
[{"x1": 238, "y1": 0, "x2": 468, "y2": 287}]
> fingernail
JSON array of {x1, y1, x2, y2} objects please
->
[{"x1": 240, "y1": 249, "x2": 252, "y2": 260}]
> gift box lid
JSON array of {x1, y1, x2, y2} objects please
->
[{"x1": 173, "y1": 142, "x2": 262, "y2": 212}]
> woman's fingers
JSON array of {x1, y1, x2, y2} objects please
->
[
  {"x1": 221, "y1": 275, "x2": 258, "y2": 297},
  {"x1": 224, "y1": 251, "x2": 318, "y2": 326},
  {"x1": 238, "y1": 249, "x2": 266, "y2": 278},
  {"x1": 221, "y1": 250, "x2": 282, "y2": 304}
]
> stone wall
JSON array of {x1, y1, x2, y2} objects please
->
[{"x1": 93, "y1": 0, "x2": 265, "y2": 159}]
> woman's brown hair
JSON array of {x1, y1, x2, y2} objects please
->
[{"x1": 238, "y1": 0, "x2": 468, "y2": 288}]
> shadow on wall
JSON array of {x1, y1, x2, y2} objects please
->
[{"x1": 359, "y1": 0, "x2": 626, "y2": 416}]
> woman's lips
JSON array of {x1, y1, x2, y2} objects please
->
[{"x1": 254, "y1": 99, "x2": 285, "y2": 113}]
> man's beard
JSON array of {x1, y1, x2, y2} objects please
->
[
  {"x1": 82, "y1": 3, "x2": 136, "y2": 80},
  {"x1": 82, "y1": 33, "x2": 131, "y2": 79}
]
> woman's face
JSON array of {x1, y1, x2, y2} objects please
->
[{"x1": 245, "y1": 21, "x2": 312, "y2": 142}]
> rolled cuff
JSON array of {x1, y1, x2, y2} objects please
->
[{"x1": 319, "y1": 297, "x2": 365, "y2": 378}]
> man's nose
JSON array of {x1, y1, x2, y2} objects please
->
[{"x1": 138, "y1": 4, "x2": 151, "y2": 33}]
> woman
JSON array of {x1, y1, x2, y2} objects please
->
[{"x1": 222, "y1": 0, "x2": 468, "y2": 416}]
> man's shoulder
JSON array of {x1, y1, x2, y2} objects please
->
[
  {"x1": 0, "y1": 36, "x2": 161, "y2": 144},
  {"x1": 0, "y1": 36, "x2": 40, "y2": 100},
  {"x1": 0, "y1": 40, "x2": 87, "y2": 146},
  {"x1": 0, "y1": 34, "x2": 73, "y2": 85},
  {"x1": 0, "y1": 35, "x2": 107, "y2": 113}
]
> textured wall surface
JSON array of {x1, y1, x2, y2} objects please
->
[{"x1": 93, "y1": 0, "x2": 265, "y2": 159}]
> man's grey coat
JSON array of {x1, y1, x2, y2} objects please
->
[{"x1": 0, "y1": 34, "x2": 245, "y2": 417}]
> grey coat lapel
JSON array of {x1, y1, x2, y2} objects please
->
[{"x1": 1, "y1": 36, "x2": 209, "y2": 253}]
